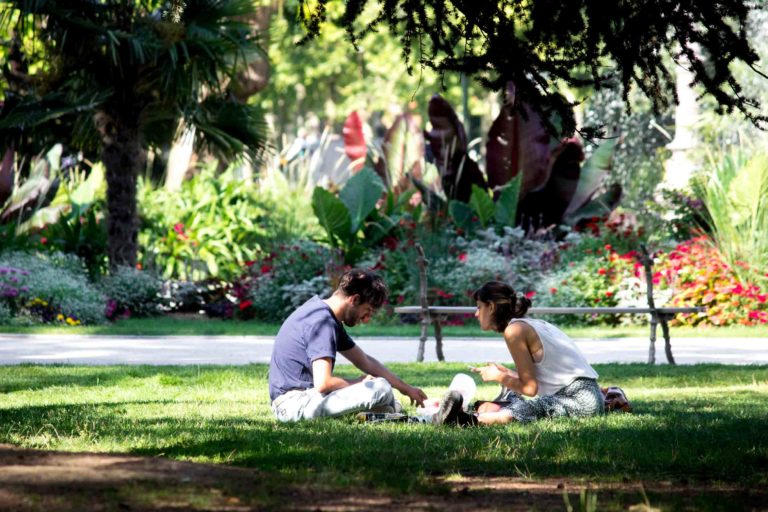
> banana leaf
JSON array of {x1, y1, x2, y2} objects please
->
[
  {"x1": 565, "y1": 183, "x2": 623, "y2": 226},
  {"x1": 486, "y1": 101, "x2": 553, "y2": 199},
  {"x1": 563, "y1": 135, "x2": 619, "y2": 217},
  {"x1": 469, "y1": 184, "x2": 495, "y2": 228},
  {"x1": 339, "y1": 166, "x2": 386, "y2": 233},
  {"x1": 517, "y1": 137, "x2": 584, "y2": 229},
  {"x1": 494, "y1": 173, "x2": 523, "y2": 227},
  {"x1": 425, "y1": 94, "x2": 487, "y2": 202},
  {"x1": 342, "y1": 111, "x2": 367, "y2": 173},
  {"x1": 379, "y1": 112, "x2": 424, "y2": 192},
  {"x1": 311, "y1": 187, "x2": 351, "y2": 247}
]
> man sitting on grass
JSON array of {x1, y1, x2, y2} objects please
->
[{"x1": 269, "y1": 268, "x2": 427, "y2": 422}]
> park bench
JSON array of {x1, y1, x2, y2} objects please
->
[{"x1": 393, "y1": 245, "x2": 705, "y2": 365}]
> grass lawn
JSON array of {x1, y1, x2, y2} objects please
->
[
  {"x1": 1, "y1": 315, "x2": 767, "y2": 339},
  {"x1": 1, "y1": 363, "x2": 767, "y2": 509}
]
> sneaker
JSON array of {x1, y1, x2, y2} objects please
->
[
  {"x1": 432, "y1": 391, "x2": 464, "y2": 425},
  {"x1": 454, "y1": 409, "x2": 479, "y2": 427},
  {"x1": 356, "y1": 412, "x2": 408, "y2": 423}
]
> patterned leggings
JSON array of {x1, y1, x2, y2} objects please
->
[{"x1": 493, "y1": 378, "x2": 603, "y2": 423}]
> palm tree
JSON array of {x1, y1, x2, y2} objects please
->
[{"x1": 0, "y1": 0, "x2": 268, "y2": 268}]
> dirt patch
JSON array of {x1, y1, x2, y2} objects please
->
[{"x1": 0, "y1": 444, "x2": 765, "y2": 511}]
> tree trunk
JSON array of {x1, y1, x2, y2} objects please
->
[{"x1": 101, "y1": 119, "x2": 145, "y2": 270}]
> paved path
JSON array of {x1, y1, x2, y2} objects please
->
[{"x1": 1, "y1": 334, "x2": 767, "y2": 365}]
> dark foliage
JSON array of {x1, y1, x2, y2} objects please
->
[{"x1": 299, "y1": 0, "x2": 768, "y2": 137}]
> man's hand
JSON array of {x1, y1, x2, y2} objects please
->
[{"x1": 401, "y1": 384, "x2": 428, "y2": 407}]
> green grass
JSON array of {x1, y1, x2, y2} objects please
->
[
  {"x1": 1, "y1": 362, "x2": 767, "y2": 498},
  {"x1": 1, "y1": 316, "x2": 767, "y2": 338}
]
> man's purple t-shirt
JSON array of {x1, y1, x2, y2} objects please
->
[{"x1": 268, "y1": 296, "x2": 355, "y2": 401}]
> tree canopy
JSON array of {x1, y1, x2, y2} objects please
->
[
  {"x1": 299, "y1": 0, "x2": 768, "y2": 137},
  {"x1": 0, "y1": 0, "x2": 269, "y2": 267}
]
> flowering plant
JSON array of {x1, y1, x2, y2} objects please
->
[
  {"x1": 234, "y1": 240, "x2": 341, "y2": 321},
  {"x1": 655, "y1": 237, "x2": 768, "y2": 326},
  {"x1": 0, "y1": 253, "x2": 105, "y2": 325}
]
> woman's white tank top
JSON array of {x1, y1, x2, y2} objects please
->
[{"x1": 509, "y1": 318, "x2": 598, "y2": 396}]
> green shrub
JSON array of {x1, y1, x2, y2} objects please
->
[
  {"x1": 0, "y1": 301, "x2": 10, "y2": 324},
  {"x1": 236, "y1": 240, "x2": 341, "y2": 322},
  {"x1": 0, "y1": 251, "x2": 106, "y2": 325},
  {"x1": 139, "y1": 163, "x2": 318, "y2": 282},
  {"x1": 100, "y1": 266, "x2": 163, "y2": 319}
]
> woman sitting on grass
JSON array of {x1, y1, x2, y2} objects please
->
[{"x1": 434, "y1": 281, "x2": 604, "y2": 426}]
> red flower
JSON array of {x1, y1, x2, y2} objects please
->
[
  {"x1": 604, "y1": 244, "x2": 613, "y2": 251},
  {"x1": 397, "y1": 295, "x2": 405, "y2": 304},
  {"x1": 550, "y1": 288, "x2": 557, "y2": 294},
  {"x1": 245, "y1": 260, "x2": 256, "y2": 267},
  {"x1": 173, "y1": 223, "x2": 189, "y2": 240},
  {"x1": 597, "y1": 268, "x2": 607, "y2": 275},
  {"x1": 458, "y1": 253, "x2": 467, "y2": 262},
  {"x1": 239, "y1": 300, "x2": 253, "y2": 311},
  {"x1": 382, "y1": 236, "x2": 398, "y2": 251},
  {"x1": 605, "y1": 291, "x2": 613, "y2": 297},
  {"x1": 525, "y1": 291, "x2": 536, "y2": 299},
  {"x1": 436, "y1": 289, "x2": 454, "y2": 299},
  {"x1": 40, "y1": 237, "x2": 47, "y2": 245},
  {"x1": 260, "y1": 264, "x2": 272, "y2": 274}
]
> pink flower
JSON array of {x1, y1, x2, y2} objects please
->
[
  {"x1": 525, "y1": 291, "x2": 536, "y2": 299},
  {"x1": 458, "y1": 253, "x2": 467, "y2": 262}
]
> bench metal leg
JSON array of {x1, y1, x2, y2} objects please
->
[
  {"x1": 433, "y1": 317, "x2": 445, "y2": 362},
  {"x1": 417, "y1": 316, "x2": 428, "y2": 362},
  {"x1": 648, "y1": 319, "x2": 657, "y2": 364},
  {"x1": 660, "y1": 318, "x2": 676, "y2": 365}
]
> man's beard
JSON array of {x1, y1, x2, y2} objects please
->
[{"x1": 342, "y1": 309, "x2": 360, "y2": 327}]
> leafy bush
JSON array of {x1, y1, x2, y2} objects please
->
[
  {"x1": 0, "y1": 252, "x2": 106, "y2": 325},
  {"x1": 100, "y1": 266, "x2": 163, "y2": 319},
  {"x1": 692, "y1": 150, "x2": 768, "y2": 287},
  {"x1": 236, "y1": 240, "x2": 341, "y2": 322},
  {"x1": 361, "y1": 226, "x2": 559, "y2": 312},
  {"x1": 139, "y1": 164, "x2": 317, "y2": 281},
  {"x1": 535, "y1": 244, "x2": 655, "y2": 326},
  {"x1": 0, "y1": 301, "x2": 10, "y2": 324},
  {"x1": 656, "y1": 237, "x2": 768, "y2": 326}
]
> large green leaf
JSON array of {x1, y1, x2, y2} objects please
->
[
  {"x1": 564, "y1": 136, "x2": 618, "y2": 217},
  {"x1": 449, "y1": 199, "x2": 473, "y2": 232},
  {"x1": 312, "y1": 187, "x2": 351, "y2": 247},
  {"x1": 565, "y1": 183, "x2": 623, "y2": 226},
  {"x1": 70, "y1": 163, "x2": 106, "y2": 206},
  {"x1": 339, "y1": 166, "x2": 385, "y2": 233},
  {"x1": 494, "y1": 173, "x2": 522, "y2": 227},
  {"x1": 469, "y1": 184, "x2": 495, "y2": 228}
]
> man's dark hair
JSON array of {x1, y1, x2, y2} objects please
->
[{"x1": 337, "y1": 268, "x2": 388, "y2": 309}]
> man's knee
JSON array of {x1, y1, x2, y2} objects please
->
[{"x1": 366, "y1": 377, "x2": 394, "y2": 404}]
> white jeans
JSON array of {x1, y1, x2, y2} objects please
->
[{"x1": 271, "y1": 377, "x2": 396, "y2": 422}]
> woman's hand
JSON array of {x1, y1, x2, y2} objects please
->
[{"x1": 471, "y1": 363, "x2": 515, "y2": 384}]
